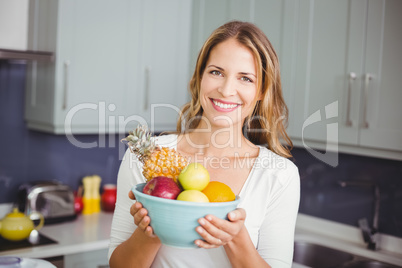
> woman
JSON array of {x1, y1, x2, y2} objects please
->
[{"x1": 109, "y1": 21, "x2": 300, "y2": 268}]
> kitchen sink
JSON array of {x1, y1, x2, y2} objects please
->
[
  {"x1": 293, "y1": 241, "x2": 354, "y2": 267},
  {"x1": 293, "y1": 241, "x2": 400, "y2": 268}
]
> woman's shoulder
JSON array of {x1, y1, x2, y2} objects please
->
[
  {"x1": 256, "y1": 146, "x2": 299, "y2": 175},
  {"x1": 248, "y1": 146, "x2": 300, "y2": 194}
]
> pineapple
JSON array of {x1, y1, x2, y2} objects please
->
[{"x1": 122, "y1": 125, "x2": 188, "y2": 184}]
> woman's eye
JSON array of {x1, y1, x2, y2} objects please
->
[
  {"x1": 241, "y1": 76, "x2": 253, "y2": 83},
  {"x1": 210, "y1": 70, "x2": 222, "y2": 76}
]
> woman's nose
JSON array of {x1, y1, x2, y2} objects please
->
[{"x1": 218, "y1": 78, "x2": 236, "y2": 97}]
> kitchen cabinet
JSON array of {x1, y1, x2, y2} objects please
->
[
  {"x1": 0, "y1": 0, "x2": 29, "y2": 50},
  {"x1": 136, "y1": 0, "x2": 192, "y2": 133},
  {"x1": 25, "y1": 0, "x2": 191, "y2": 134},
  {"x1": 191, "y1": 0, "x2": 402, "y2": 160},
  {"x1": 289, "y1": 0, "x2": 402, "y2": 158}
]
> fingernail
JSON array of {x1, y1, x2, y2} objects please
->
[
  {"x1": 229, "y1": 212, "x2": 235, "y2": 220},
  {"x1": 197, "y1": 227, "x2": 203, "y2": 234},
  {"x1": 206, "y1": 215, "x2": 212, "y2": 221},
  {"x1": 199, "y1": 219, "x2": 205, "y2": 225}
]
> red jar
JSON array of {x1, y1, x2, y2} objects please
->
[{"x1": 101, "y1": 184, "x2": 117, "y2": 212}]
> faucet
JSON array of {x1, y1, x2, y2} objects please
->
[{"x1": 338, "y1": 180, "x2": 380, "y2": 250}]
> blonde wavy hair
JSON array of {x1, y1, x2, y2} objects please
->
[{"x1": 177, "y1": 20, "x2": 293, "y2": 158}]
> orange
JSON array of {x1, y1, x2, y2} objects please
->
[{"x1": 202, "y1": 181, "x2": 236, "y2": 202}]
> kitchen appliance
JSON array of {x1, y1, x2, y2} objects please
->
[
  {"x1": 0, "y1": 208, "x2": 44, "y2": 241},
  {"x1": 17, "y1": 181, "x2": 76, "y2": 224}
]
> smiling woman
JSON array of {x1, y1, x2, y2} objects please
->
[
  {"x1": 178, "y1": 21, "x2": 292, "y2": 158},
  {"x1": 109, "y1": 21, "x2": 300, "y2": 268}
]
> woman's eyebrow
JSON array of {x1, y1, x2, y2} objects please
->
[
  {"x1": 240, "y1": 72, "x2": 256, "y2": 78},
  {"x1": 207, "y1": 64, "x2": 224, "y2": 71}
]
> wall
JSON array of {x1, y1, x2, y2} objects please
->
[
  {"x1": 292, "y1": 147, "x2": 402, "y2": 239},
  {"x1": 0, "y1": 61, "x2": 401, "y2": 239},
  {"x1": 0, "y1": 61, "x2": 122, "y2": 203}
]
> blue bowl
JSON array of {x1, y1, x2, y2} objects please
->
[{"x1": 132, "y1": 183, "x2": 240, "y2": 248}]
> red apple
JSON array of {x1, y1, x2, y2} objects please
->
[{"x1": 143, "y1": 176, "x2": 182, "y2": 199}]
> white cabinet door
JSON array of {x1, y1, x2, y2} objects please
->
[
  {"x1": 359, "y1": 0, "x2": 402, "y2": 151},
  {"x1": 290, "y1": 0, "x2": 367, "y2": 146},
  {"x1": 0, "y1": 0, "x2": 29, "y2": 50},
  {"x1": 136, "y1": 0, "x2": 192, "y2": 133},
  {"x1": 25, "y1": 0, "x2": 135, "y2": 134},
  {"x1": 290, "y1": 0, "x2": 402, "y2": 156},
  {"x1": 253, "y1": 0, "x2": 299, "y2": 137},
  {"x1": 25, "y1": 0, "x2": 191, "y2": 134}
]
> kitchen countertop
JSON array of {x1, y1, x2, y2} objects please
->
[
  {"x1": 293, "y1": 214, "x2": 402, "y2": 267},
  {"x1": 0, "y1": 212, "x2": 113, "y2": 259},
  {"x1": 0, "y1": 210, "x2": 401, "y2": 267}
]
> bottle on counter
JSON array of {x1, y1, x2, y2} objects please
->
[
  {"x1": 101, "y1": 184, "x2": 117, "y2": 212},
  {"x1": 82, "y1": 175, "x2": 102, "y2": 215},
  {"x1": 92, "y1": 175, "x2": 101, "y2": 213}
]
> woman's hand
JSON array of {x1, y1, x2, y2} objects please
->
[
  {"x1": 195, "y1": 208, "x2": 246, "y2": 249},
  {"x1": 128, "y1": 191, "x2": 156, "y2": 238}
]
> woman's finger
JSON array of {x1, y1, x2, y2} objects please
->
[
  {"x1": 194, "y1": 237, "x2": 219, "y2": 249},
  {"x1": 196, "y1": 224, "x2": 227, "y2": 248},
  {"x1": 195, "y1": 208, "x2": 247, "y2": 249},
  {"x1": 202, "y1": 214, "x2": 240, "y2": 237},
  {"x1": 228, "y1": 208, "x2": 246, "y2": 222},
  {"x1": 130, "y1": 201, "x2": 142, "y2": 217},
  {"x1": 197, "y1": 217, "x2": 231, "y2": 243},
  {"x1": 137, "y1": 215, "x2": 151, "y2": 230},
  {"x1": 133, "y1": 207, "x2": 148, "y2": 226},
  {"x1": 128, "y1": 190, "x2": 136, "y2": 200}
]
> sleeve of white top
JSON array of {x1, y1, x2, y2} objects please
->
[
  {"x1": 107, "y1": 149, "x2": 146, "y2": 261},
  {"x1": 107, "y1": 135, "x2": 176, "y2": 261},
  {"x1": 257, "y1": 163, "x2": 300, "y2": 268}
]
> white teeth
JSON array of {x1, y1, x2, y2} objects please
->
[{"x1": 213, "y1": 100, "x2": 238, "y2": 109}]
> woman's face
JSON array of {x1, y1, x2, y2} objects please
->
[{"x1": 199, "y1": 38, "x2": 259, "y2": 130}]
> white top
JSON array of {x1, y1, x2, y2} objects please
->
[{"x1": 108, "y1": 134, "x2": 300, "y2": 268}]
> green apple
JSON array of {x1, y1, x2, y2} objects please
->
[
  {"x1": 178, "y1": 163, "x2": 210, "y2": 191},
  {"x1": 177, "y1": 190, "x2": 209, "y2": 203}
]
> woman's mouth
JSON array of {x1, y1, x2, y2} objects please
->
[{"x1": 210, "y1": 98, "x2": 241, "y2": 112}]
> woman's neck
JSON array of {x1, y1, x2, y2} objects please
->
[{"x1": 182, "y1": 119, "x2": 256, "y2": 158}]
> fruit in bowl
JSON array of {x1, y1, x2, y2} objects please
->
[
  {"x1": 143, "y1": 176, "x2": 182, "y2": 200},
  {"x1": 124, "y1": 125, "x2": 240, "y2": 247},
  {"x1": 122, "y1": 125, "x2": 188, "y2": 184},
  {"x1": 178, "y1": 162, "x2": 210, "y2": 191},
  {"x1": 177, "y1": 190, "x2": 209, "y2": 202},
  {"x1": 132, "y1": 183, "x2": 240, "y2": 248}
]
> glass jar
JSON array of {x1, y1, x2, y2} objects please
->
[{"x1": 101, "y1": 184, "x2": 117, "y2": 212}]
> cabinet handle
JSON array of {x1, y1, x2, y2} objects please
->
[
  {"x1": 63, "y1": 60, "x2": 70, "y2": 110},
  {"x1": 346, "y1": 72, "x2": 356, "y2": 126},
  {"x1": 144, "y1": 67, "x2": 151, "y2": 110},
  {"x1": 362, "y1": 73, "x2": 372, "y2": 128}
]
